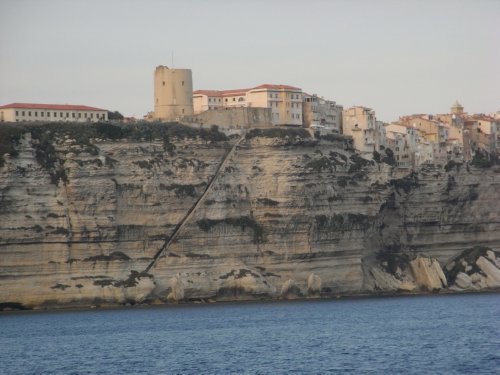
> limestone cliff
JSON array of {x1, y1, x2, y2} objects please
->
[{"x1": 0, "y1": 123, "x2": 499, "y2": 310}]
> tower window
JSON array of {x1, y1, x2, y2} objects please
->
[
  {"x1": 163, "y1": 81, "x2": 165, "y2": 86},
  {"x1": 182, "y1": 108, "x2": 184, "y2": 114},
  {"x1": 182, "y1": 81, "x2": 184, "y2": 86}
]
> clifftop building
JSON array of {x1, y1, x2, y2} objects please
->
[
  {"x1": 342, "y1": 106, "x2": 381, "y2": 156},
  {"x1": 0, "y1": 103, "x2": 107, "y2": 122},
  {"x1": 193, "y1": 84, "x2": 303, "y2": 126},
  {"x1": 302, "y1": 93, "x2": 343, "y2": 133},
  {"x1": 153, "y1": 66, "x2": 194, "y2": 121}
]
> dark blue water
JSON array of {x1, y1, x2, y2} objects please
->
[{"x1": 1, "y1": 294, "x2": 499, "y2": 374}]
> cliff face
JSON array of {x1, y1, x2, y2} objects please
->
[{"x1": 1, "y1": 124, "x2": 499, "y2": 309}]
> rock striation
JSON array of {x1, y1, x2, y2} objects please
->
[{"x1": 0, "y1": 123, "x2": 499, "y2": 310}]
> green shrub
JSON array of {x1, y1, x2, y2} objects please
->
[
  {"x1": 444, "y1": 160, "x2": 462, "y2": 172},
  {"x1": 382, "y1": 148, "x2": 397, "y2": 166},
  {"x1": 315, "y1": 213, "x2": 371, "y2": 232},
  {"x1": 389, "y1": 172, "x2": 420, "y2": 193},
  {"x1": 471, "y1": 149, "x2": 498, "y2": 168},
  {"x1": 257, "y1": 198, "x2": 279, "y2": 206},
  {"x1": 0, "y1": 125, "x2": 23, "y2": 167},
  {"x1": 246, "y1": 127, "x2": 310, "y2": 140},
  {"x1": 197, "y1": 216, "x2": 265, "y2": 244},
  {"x1": 305, "y1": 156, "x2": 333, "y2": 172}
]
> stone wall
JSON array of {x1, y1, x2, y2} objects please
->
[{"x1": 181, "y1": 107, "x2": 272, "y2": 130}]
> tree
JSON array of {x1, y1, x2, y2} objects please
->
[{"x1": 107, "y1": 111, "x2": 124, "y2": 120}]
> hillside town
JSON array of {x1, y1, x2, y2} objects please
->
[{"x1": 1, "y1": 65, "x2": 499, "y2": 170}]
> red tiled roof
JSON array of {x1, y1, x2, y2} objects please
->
[
  {"x1": 194, "y1": 83, "x2": 301, "y2": 96},
  {"x1": 0, "y1": 103, "x2": 107, "y2": 111},
  {"x1": 251, "y1": 84, "x2": 301, "y2": 91},
  {"x1": 193, "y1": 89, "x2": 248, "y2": 97},
  {"x1": 471, "y1": 115, "x2": 496, "y2": 122},
  {"x1": 221, "y1": 89, "x2": 248, "y2": 96}
]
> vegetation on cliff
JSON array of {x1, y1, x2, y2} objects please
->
[
  {"x1": 470, "y1": 149, "x2": 499, "y2": 168},
  {"x1": 197, "y1": 216, "x2": 265, "y2": 244},
  {"x1": 0, "y1": 124, "x2": 23, "y2": 167},
  {"x1": 0, "y1": 122, "x2": 228, "y2": 184},
  {"x1": 246, "y1": 127, "x2": 311, "y2": 140}
]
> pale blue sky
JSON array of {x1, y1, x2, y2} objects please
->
[{"x1": 0, "y1": 0, "x2": 499, "y2": 121}]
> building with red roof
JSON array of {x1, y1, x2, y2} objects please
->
[
  {"x1": 0, "y1": 103, "x2": 108, "y2": 123},
  {"x1": 193, "y1": 83, "x2": 303, "y2": 126}
]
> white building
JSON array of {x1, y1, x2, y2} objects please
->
[
  {"x1": 0, "y1": 103, "x2": 108, "y2": 122},
  {"x1": 302, "y1": 93, "x2": 343, "y2": 133},
  {"x1": 193, "y1": 84, "x2": 303, "y2": 126}
]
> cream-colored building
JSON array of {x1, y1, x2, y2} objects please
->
[
  {"x1": 154, "y1": 65, "x2": 193, "y2": 121},
  {"x1": 193, "y1": 84, "x2": 303, "y2": 126},
  {"x1": 385, "y1": 122, "x2": 435, "y2": 168},
  {"x1": 302, "y1": 94, "x2": 343, "y2": 133},
  {"x1": 342, "y1": 106, "x2": 381, "y2": 156},
  {"x1": 0, "y1": 103, "x2": 107, "y2": 122}
]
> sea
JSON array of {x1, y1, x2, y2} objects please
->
[{"x1": 0, "y1": 294, "x2": 498, "y2": 374}]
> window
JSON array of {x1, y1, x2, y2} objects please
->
[
  {"x1": 238, "y1": 97, "x2": 244, "y2": 102},
  {"x1": 28, "y1": 111, "x2": 31, "y2": 116},
  {"x1": 47, "y1": 112, "x2": 50, "y2": 117},
  {"x1": 182, "y1": 108, "x2": 184, "y2": 114},
  {"x1": 182, "y1": 81, "x2": 184, "y2": 86},
  {"x1": 225, "y1": 98, "x2": 228, "y2": 102},
  {"x1": 66, "y1": 113, "x2": 69, "y2": 118},
  {"x1": 72, "y1": 113, "x2": 75, "y2": 118},
  {"x1": 60, "y1": 112, "x2": 63, "y2": 117},
  {"x1": 16, "y1": 111, "x2": 19, "y2": 116},
  {"x1": 84, "y1": 113, "x2": 87, "y2": 118},
  {"x1": 78, "y1": 113, "x2": 81, "y2": 118},
  {"x1": 34, "y1": 111, "x2": 37, "y2": 117},
  {"x1": 41, "y1": 112, "x2": 44, "y2": 117},
  {"x1": 209, "y1": 98, "x2": 211, "y2": 102},
  {"x1": 90, "y1": 113, "x2": 94, "y2": 119},
  {"x1": 232, "y1": 98, "x2": 236, "y2": 101},
  {"x1": 54, "y1": 112, "x2": 57, "y2": 118},
  {"x1": 163, "y1": 81, "x2": 165, "y2": 86}
]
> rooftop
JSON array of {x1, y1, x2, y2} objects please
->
[
  {"x1": 0, "y1": 103, "x2": 107, "y2": 111},
  {"x1": 193, "y1": 84, "x2": 301, "y2": 97}
]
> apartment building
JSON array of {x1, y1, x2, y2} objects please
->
[
  {"x1": 193, "y1": 84, "x2": 303, "y2": 126},
  {"x1": 302, "y1": 94, "x2": 343, "y2": 133},
  {"x1": 342, "y1": 106, "x2": 380, "y2": 157},
  {"x1": 0, "y1": 103, "x2": 108, "y2": 122}
]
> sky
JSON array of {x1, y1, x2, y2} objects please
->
[{"x1": 0, "y1": 0, "x2": 499, "y2": 122}]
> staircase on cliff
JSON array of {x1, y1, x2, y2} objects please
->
[{"x1": 144, "y1": 133, "x2": 246, "y2": 273}]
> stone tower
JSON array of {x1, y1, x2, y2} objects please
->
[
  {"x1": 154, "y1": 66, "x2": 193, "y2": 121},
  {"x1": 450, "y1": 100, "x2": 464, "y2": 115}
]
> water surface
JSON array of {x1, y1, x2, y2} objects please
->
[{"x1": 1, "y1": 294, "x2": 499, "y2": 374}]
